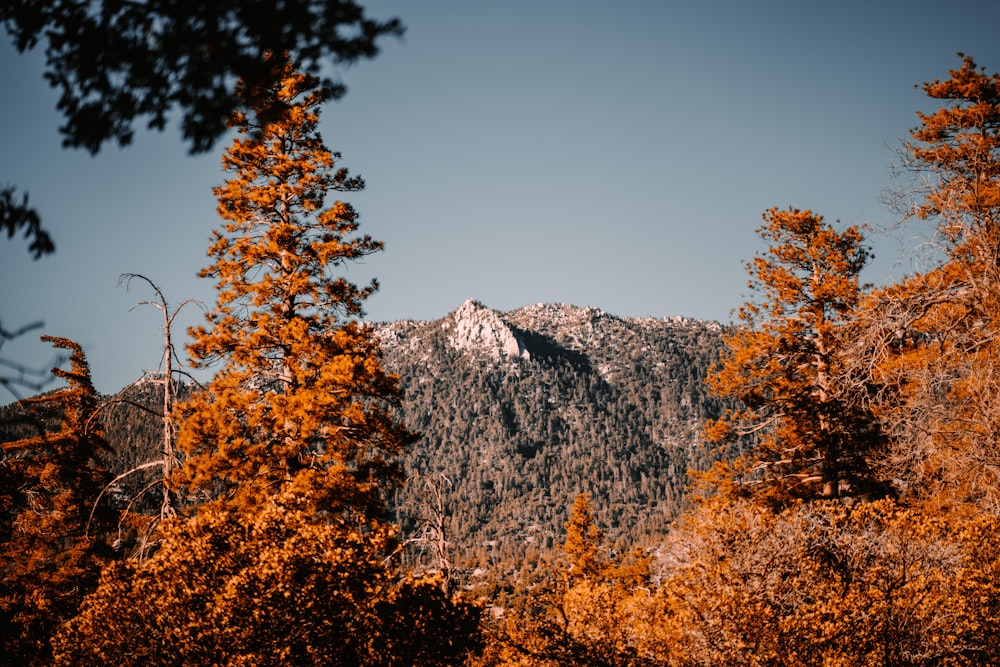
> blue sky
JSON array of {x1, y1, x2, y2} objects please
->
[{"x1": 3, "y1": 0, "x2": 1000, "y2": 395}]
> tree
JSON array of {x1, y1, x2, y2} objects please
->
[
  {"x1": 706, "y1": 207, "x2": 885, "y2": 502},
  {"x1": 903, "y1": 54, "x2": 1000, "y2": 274},
  {"x1": 172, "y1": 62, "x2": 415, "y2": 521},
  {"x1": 55, "y1": 64, "x2": 483, "y2": 664},
  {"x1": 655, "y1": 497, "x2": 1000, "y2": 667},
  {"x1": 403, "y1": 473, "x2": 456, "y2": 593},
  {"x1": 93, "y1": 274, "x2": 198, "y2": 560},
  {"x1": 1, "y1": 0, "x2": 402, "y2": 249},
  {"x1": 1, "y1": 187, "x2": 53, "y2": 258},
  {"x1": 863, "y1": 55, "x2": 1000, "y2": 512},
  {"x1": 475, "y1": 495, "x2": 654, "y2": 667},
  {"x1": 562, "y1": 493, "x2": 606, "y2": 581},
  {"x1": 0, "y1": 336, "x2": 115, "y2": 666},
  {"x1": 2, "y1": 1, "x2": 402, "y2": 154}
]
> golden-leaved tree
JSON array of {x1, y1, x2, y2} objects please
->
[
  {"x1": 172, "y1": 64, "x2": 414, "y2": 519},
  {"x1": 0, "y1": 337, "x2": 114, "y2": 667},
  {"x1": 862, "y1": 55, "x2": 1000, "y2": 513},
  {"x1": 54, "y1": 62, "x2": 481, "y2": 665},
  {"x1": 656, "y1": 496, "x2": 1000, "y2": 667},
  {"x1": 705, "y1": 207, "x2": 886, "y2": 503}
]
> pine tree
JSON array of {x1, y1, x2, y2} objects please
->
[
  {"x1": 55, "y1": 63, "x2": 481, "y2": 665},
  {"x1": 172, "y1": 62, "x2": 415, "y2": 522},
  {"x1": 0, "y1": 337, "x2": 114, "y2": 666},
  {"x1": 706, "y1": 207, "x2": 885, "y2": 502},
  {"x1": 563, "y1": 493, "x2": 605, "y2": 580},
  {"x1": 864, "y1": 55, "x2": 1000, "y2": 511},
  {"x1": 906, "y1": 55, "x2": 1000, "y2": 272},
  {"x1": 475, "y1": 495, "x2": 653, "y2": 667}
]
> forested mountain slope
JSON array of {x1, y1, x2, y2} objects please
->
[{"x1": 381, "y1": 299, "x2": 733, "y2": 571}]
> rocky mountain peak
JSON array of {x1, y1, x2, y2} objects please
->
[{"x1": 442, "y1": 299, "x2": 530, "y2": 361}]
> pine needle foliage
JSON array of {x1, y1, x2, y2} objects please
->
[
  {"x1": 0, "y1": 337, "x2": 114, "y2": 666},
  {"x1": 54, "y1": 63, "x2": 481, "y2": 665},
  {"x1": 706, "y1": 208, "x2": 885, "y2": 503},
  {"x1": 173, "y1": 61, "x2": 415, "y2": 523}
]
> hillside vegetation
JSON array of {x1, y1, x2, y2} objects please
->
[{"x1": 383, "y1": 300, "x2": 732, "y2": 572}]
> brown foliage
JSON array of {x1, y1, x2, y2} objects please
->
[
  {"x1": 860, "y1": 56, "x2": 1000, "y2": 513},
  {"x1": 54, "y1": 497, "x2": 481, "y2": 666},
  {"x1": 657, "y1": 498, "x2": 1000, "y2": 666},
  {"x1": 476, "y1": 495, "x2": 655, "y2": 667},
  {"x1": 172, "y1": 62, "x2": 415, "y2": 523},
  {"x1": 53, "y1": 64, "x2": 482, "y2": 665}
]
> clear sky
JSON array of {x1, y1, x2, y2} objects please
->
[{"x1": 3, "y1": 0, "x2": 1000, "y2": 396}]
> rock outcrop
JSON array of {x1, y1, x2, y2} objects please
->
[{"x1": 442, "y1": 299, "x2": 529, "y2": 361}]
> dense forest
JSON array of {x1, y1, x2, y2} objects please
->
[
  {"x1": 3, "y1": 4, "x2": 1000, "y2": 663},
  {"x1": 384, "y1": 300, "x2": 732, "y2": 568}
]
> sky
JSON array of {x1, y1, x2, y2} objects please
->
[{"x1": 3, "y1": 0, "x2": 1000, "y2": 396}]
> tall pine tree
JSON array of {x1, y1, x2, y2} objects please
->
[
  {"x1": 706, "y1": 208, "x2": 885, "y2": 502},
  {"x1": 172, "y1": 62, "x2": 414, "y2": 522},
  {"x1": 56, "y1": 63, "x2": 480, "y2": 665}
]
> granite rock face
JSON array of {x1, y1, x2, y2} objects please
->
[{"x1": 442, "y1": 299, "x2": 530, "y2": 361}]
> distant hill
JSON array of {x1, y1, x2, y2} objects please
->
[{"x1": 381, "y1": 300, "x2": 734, "y2": 575}]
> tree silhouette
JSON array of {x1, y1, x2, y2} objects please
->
[{"x1": 1, "y1": 0, "x2": 402, "y2": 251}]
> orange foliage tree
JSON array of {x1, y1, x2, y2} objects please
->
[
  {"x1": 706, "y1": 207, "x2": 885, "y2": 502},
  {"x1": 862, "y1": 55, "x2": 1000, "y2": 512},
  {"x1": 476, "y1": 494, "x2": 655, "y2": 667},
  {"x1": 0, "y1": 337, "x2": 114, "y2": 666},
  {"x1": 54, "y1": 63, "x2": 481, "y2": 665},
  {"x1": 656, "y1": 497, "x2": 1000, "y2": 666},
  {"x1": 172, "y1": 62, "x2": 415, "y2": 520},
  {"x1": 53, "y1": 496, "x2": 480, "y2": 666}
]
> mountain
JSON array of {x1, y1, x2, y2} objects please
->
[{"x1": 381, "y1": 299, "x2": 733, "y2": 573}]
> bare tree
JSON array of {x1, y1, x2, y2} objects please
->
[
  {"x1": 404, "y1": 473, "x2": 454, "y2": 593},
  {"x1": 88, "y1": 275, "x2": 200, "y2": 559}
]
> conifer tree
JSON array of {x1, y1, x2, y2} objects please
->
[
  {"x1": 906, "y1": 54, "x2": 1000, "y2": 272},
  {"x1": 706, "y1": 208, "x2": 885, "y2": 502},
  {"x1": 56, "y1": 63, "x2": 482, "y2": 665},
  {"x1": 563, "y1": 493, "x2": 606, "y2": 580},
  {"x1": 476, "y1": 495, "x2": 652, "y2": 667},
  {"x1": 172, "y1": 61, "x2": 415, "y2": 522},
  {"x1": 865, "y1": 55, "x2": 1000, "y2": 511},
  {"x1": 0, "y1": 337, "x2": 114, "y2": 666}
]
